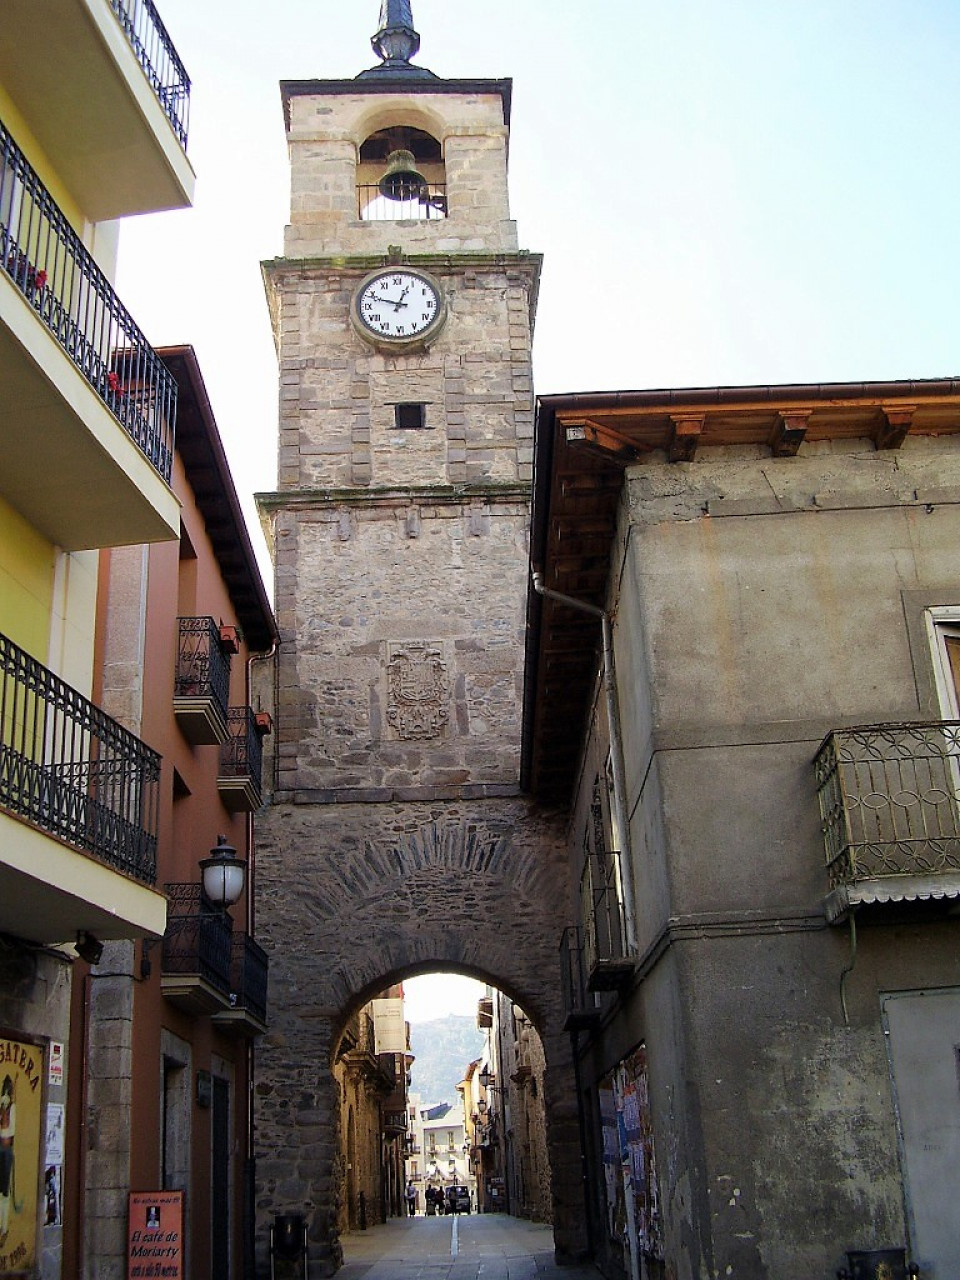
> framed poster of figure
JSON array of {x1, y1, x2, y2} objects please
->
[{"x1": 0, "y1": 1034, "x2": 45, "y2": 1278}]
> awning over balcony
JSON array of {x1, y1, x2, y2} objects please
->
[{"x1": 824, "y1": 873, "x2": 960, "y2": 926}]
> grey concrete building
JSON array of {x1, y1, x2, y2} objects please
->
[
  {"x1": 252, "y1": 6, "x2": 582, "y2": 1273},
  {"x1": 526, "y1": 385, "x2": 960, "y2": 1279}
]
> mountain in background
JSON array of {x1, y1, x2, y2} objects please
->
[{"x1": 408, "y1": 1015, "x2": 485, "y2": 1108}]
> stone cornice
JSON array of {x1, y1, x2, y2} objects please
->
[
  {"x1": 273, "y1": 781, "x2": 523, "y2": 806},
  {"x1": 257, "y1": 482, "x2": 531, "y2": 514},
  {"x1": 262, "y1": 250, "x2": 542, "y2": 279}
]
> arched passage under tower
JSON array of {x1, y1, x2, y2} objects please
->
[{"x1": 253, "y1": 801, "x2": 586, "y2": 1274}]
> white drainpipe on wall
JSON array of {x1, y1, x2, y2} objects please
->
[{"x1": 531, "y1": 570, "x2": 638, "y2": 955}]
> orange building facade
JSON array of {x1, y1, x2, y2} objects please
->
[{"x1": 64, "y1": 347, "x2": 277, "y2": 1280}]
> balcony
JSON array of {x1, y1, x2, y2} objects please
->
[
  {"x1": 217, "y1": 707, "x2": 266, "y2": 812},
  {"x1": 173, "y1": 618, "x2": 231, "y2": 745},
  {"x1": 816, "y1": 722, "x2": 960, "y2": 923},
  {"x1": 0, "y1": 123, "x2": 179, "y2": 551},
  {"x1": 211, "y1": 932, "x2": 268, "y2": 1038},
  {"x1": 0, "y1": 629, "x2": 166, "y2": 944},
  {"x1": 0, "y1": 0, "x2": 194, "y2": 219},
  {"x1": 384, "y1": 1109, "x2": 408, "y2": 1134},
  {"x1": 580, "y1": 848, "x2": 634, "y2": 992},
  {"x1": 160, "y1": 883, "x2": 233, "y2": 1014},
  {"x1": 559, "y1": 926, "x2": 600, "y2": 1032}
]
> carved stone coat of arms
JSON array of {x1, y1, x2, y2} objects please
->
[{"x1": 386, "y1": 643, "x2": 450, "y2": 740}]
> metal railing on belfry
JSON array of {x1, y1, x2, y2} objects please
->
[
  {"x1": 0, "y1": 120, "x2": 177, "y2": 483},
  {"x1": 0, "y1": 630, "x2": 160, "y2": 883}
]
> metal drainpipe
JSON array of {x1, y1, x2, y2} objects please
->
[{"x1": 531, "y1": 571, "x2": 638, "y2": 955}]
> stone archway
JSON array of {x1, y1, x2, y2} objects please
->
[{"x1": 253, "y1": 797, "x2": 584, "y2": 1274}]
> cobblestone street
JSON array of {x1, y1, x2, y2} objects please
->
[{"x1": 337, "y1": 1215, "x2": 604, "y2": 1280}]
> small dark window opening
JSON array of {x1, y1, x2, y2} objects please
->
[{"x1": 395, "y1": 403, "x2": 427, "y2": 429}]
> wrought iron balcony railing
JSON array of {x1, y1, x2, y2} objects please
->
[
  {"x1": 175, "y1": 617, "x2": 231, "y2": 706},
  {"x1": 227, "y1": 931, "x2": 268, "y2": 1025},
  {"x1": 109, "y1": 0, "x2": 191, "y2": 148},
  {"x1": 173, "y1": 618, "x2": 231, "y2": 744},
  {"x1": 815, "y1": 722, "x2": 960, "y2": 904},
  {"x1": 580, "y1": 848, "x2": 634, "y2": 991},
  {"x1": 559, "y1": 926, "x2": 599, "y2": 1031},
  {"x1": 0, "y1": 630, "x2": 159, "y2": 882},
  {"x1": 357, "y1": 184, "x2": 447, "y2": 221},
  {"x1": 0, "y1": 121, "x2": 176, "y2": 482},
  {"x1": 218, "y1": 706, "x2": 265, "y2": 811},
  {"x1": 161, "y1": 882, "x2": 233, "y2": 1009}
]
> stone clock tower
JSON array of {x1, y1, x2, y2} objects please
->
[{"x1": 255, "y1": 4, "x2": 582, "y2": 1270}]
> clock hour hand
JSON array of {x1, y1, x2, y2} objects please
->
[{"x1": 369, "y1": 291, "x2": 409, "y2": 310}]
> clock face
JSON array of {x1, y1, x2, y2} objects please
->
[{"x1": 354, "y1": 270, "x2": 443, "y2": 345}]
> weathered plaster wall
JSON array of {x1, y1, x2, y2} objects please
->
[{"x1": 573, "y1": 437, "x2": 960, "y2": 1277}]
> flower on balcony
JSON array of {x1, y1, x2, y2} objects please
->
[
  {"x1": 34, "y1": 269, "x2": 47, "y2": 289},
  {"x1": 107, "y1": 371, "x2": 125, "y2": 396}
]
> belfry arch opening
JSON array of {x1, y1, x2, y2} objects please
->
[
  {"x1": 330, "y1": 968, "x2": 553, "y2": 1239},
  {"x1": 357, "y1": 125, "x2": 447, "y2": 221}
]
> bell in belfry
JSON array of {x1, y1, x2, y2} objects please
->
[{"x1": 378, "y1": 149, "x2": 427, "y2": 201}]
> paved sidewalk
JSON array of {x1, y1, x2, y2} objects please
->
[{"x1": 338, "y1": 1214, "x2": 603, "y2": 1280}]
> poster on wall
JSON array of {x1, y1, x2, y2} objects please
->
[
  {"x1": 0, "y1": 1035, "x2": 44, "y2": 1277},
  {"x1": 598, "y1": 1075, "x2": 626, "y2": 1263},
  {"x1": 618, "y1": 1047, "x2": 663, "y2": 1260},
  {"x1": 128, "y1": 1191, "x2": 184, "y2": 1280}
]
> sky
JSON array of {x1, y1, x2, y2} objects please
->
[
  {"x1": 403, "y1": 973, "x2": 487, "y2": 1024},
  {"x1": 115, "y1": 0, "x2": 960, "y2": 585}
]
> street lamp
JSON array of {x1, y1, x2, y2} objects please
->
[{"x1": 200, "y1": 834, "x2": 247, "y2": 908}]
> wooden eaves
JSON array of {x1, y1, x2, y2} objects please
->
[{"x1": 521, "y1": 376, "x2": 960, "y2": 809}]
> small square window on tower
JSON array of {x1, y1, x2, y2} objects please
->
[{"x1": 395, "y1": 402, "x2": 427, "y2": 429}]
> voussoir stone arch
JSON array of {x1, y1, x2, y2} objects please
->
[{"x1": 254, "y1": 798, "x2": 584, "y2": 1274}]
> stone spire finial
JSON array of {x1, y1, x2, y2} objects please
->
[{"x1": 371, "y1": 0, "x2": 421, "y2": 66}]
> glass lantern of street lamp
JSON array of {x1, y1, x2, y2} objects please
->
[
  {"x1": 200, "y1": 835, "x2": 247, "y2": 908},
  {"x1": 479, "y1": 1067, "x2": 496, "y2": 1089}
]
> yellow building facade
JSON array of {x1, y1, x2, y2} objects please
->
[{"x1": 0, "y1": 3, "x2": 194, "y2": 1274}]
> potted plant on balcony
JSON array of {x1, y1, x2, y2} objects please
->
[{"x1": 218, "y1": 624, "x2": 242, "y2": 654}]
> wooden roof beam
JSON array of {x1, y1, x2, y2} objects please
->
[
  {"x1": 771, "y1": 409, "x2": 813, "y2": 457},
  {"x1": 877, "y1": 405, "x2": 916, "y2": 450},
  {"x1": 668, "y1": 414, "x2": 704, "y2": 463},
  {"x1": 562, "y1": 417, "x2": 648, "y2": 463}
]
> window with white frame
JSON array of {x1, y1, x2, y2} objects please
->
[{"x1": 926, "y1": 608, "x2": 960, "y2": 718}]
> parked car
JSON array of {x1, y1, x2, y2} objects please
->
[{"x1": 446, "y1": 1185, "x2": 470, "y2": 1214}]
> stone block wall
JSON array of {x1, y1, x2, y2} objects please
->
[
  {"x1": 253, "y1": 795, "x2": 588, "y2": 1273},
  {"x1": 266, "y1": 258, "x2": 538, "y2": 491},
  {"x1": 269, "y1": 494, "x2": 529, "y2": 796},
  {"x1": 283, "y1": 90, "x2": 517, "y2": 259}
]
